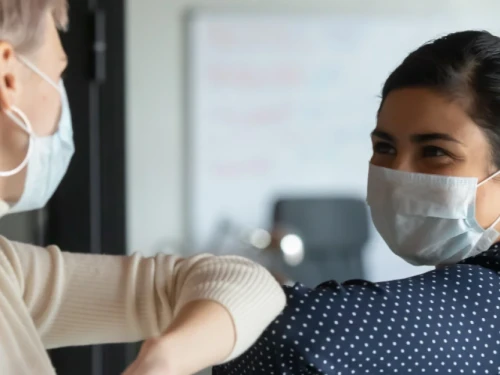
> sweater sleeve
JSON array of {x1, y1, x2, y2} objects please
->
[{"x1": 0, "y1": 236, "x2": 285, "y2": 362}]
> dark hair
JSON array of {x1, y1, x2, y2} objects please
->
[{"x1": 380, "y1": 30, "x2": 500, "y2": 168}]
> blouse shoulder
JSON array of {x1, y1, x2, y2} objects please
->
[{"x1": 214, "y1": 252, "x2": 500, "y2": 374}]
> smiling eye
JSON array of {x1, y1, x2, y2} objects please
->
[
  {"x1": 373, "y1": 142, "x2": 396, "y2": 155},
  {"x1": 422, "y1": 146, "x2": 449, "y2": 158}
]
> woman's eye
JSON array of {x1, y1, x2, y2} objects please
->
[
  {"x1": 373, "y1": 142, "x2": 396, "y2": 155},
  {"x1": 422, "y1": 146, "x2": 448, "y2": 158}
]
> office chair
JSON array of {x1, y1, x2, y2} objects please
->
[{"x1": 271, "y1": 196, "x2": 370, "y2": 287}]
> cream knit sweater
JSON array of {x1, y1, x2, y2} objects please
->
[{"x1": 0, "y1": 201, "x2": 286, "y2": 374}]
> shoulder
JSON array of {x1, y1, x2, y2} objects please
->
[
  {"x1": 460, "y1": 244, "x2": 500, "y2": 271},
  {"x1": 0, "y1": 236, "x2": 24, "y2": 287},
  {"x1": 0, "y1": 237, "x2": 63, "y2": 295},
  {"x1": 214, "y1": 264, "x2": 500, "y2": 374},
  {"x1": 283, "y1": 260, "x2": 500, "y2": 302},
  {"x1": 273, "y1": 263, "x2": 500, "y2": 334}
]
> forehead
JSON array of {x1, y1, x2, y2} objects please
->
[{"x1": 376, "y1": 88, "x2": 481, "y2": 141}]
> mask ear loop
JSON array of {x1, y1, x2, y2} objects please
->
[
  {"x1": 477, "y1": 170, "x2": 500, "y2": 187},
  {"x1": 488, "y1": 215, "x2": 500, "y2": 231},
  {"x1": 16, "y1": 55, "x2": 60, "y2": 91},
  {"x1": 0, "y1": 55, "x2": 58, "y2": 178},
  {"x1": 478, "y1": 170, "x2": 500, "y2": 230},
  {"x1": 0, "y1": 106, "x2": 34, "y2": 177}
]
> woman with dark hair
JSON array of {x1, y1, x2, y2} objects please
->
[{"x1": 214, "y1": 30, "x2": 500, "y2": 374}]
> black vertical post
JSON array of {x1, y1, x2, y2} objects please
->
[
  {"x1": 46, "y1": 0, "x2": 130, "y2": 374},
  {"x1": 97, "y1": 0, "x2": 131, "y2": 372},
  {"x1": 47, "y1": 1, "x2": 95, "y2": 373}
]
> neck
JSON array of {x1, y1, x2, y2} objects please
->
[{"x1": 0, "y1": 170, "x2": 26, "y2": 203}]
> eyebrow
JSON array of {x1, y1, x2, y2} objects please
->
[
  {"x1": 410, "y1": 133, "x2": 463, "y2": 144},
  {"x1": 371, "y1": 130, "x2": 394, "y2": 142},
  {"x1": 371, "y1": 130, "x2": 462, "y2": 144}
]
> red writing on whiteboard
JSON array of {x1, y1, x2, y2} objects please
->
[{"x1": 212, "y1": 106, "x2": 291, "y2": 127}]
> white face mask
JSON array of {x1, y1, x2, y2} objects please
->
[
  {"x1": 0, "y1": 56, "x2": 74, "y2": 213},
  {"x1": 366, "y1": 164, "x2": 500, "y2": 266}
]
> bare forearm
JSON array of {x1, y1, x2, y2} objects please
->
[{"x1": 161, "y1": 300, "x2": 235, "y2": 374}]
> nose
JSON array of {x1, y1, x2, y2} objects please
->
[{"x1": 387, "y1": 155, "x2": 414, "y2": 173}]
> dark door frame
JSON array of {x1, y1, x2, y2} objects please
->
[{"x1": 46, "y1": 0, "x2": 131, "y2": 374}]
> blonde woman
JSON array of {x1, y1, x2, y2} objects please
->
[{"x1": 0, "y1": 2, "x2": 285, "y2": 374}]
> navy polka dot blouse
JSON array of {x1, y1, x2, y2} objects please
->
[{"x1": 213, "y1": 244, "x2": 500, "y2": 374}]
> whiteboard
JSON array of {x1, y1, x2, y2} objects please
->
[{"x1": 186, "y1": 11, "x2": 500, "y2": 281}]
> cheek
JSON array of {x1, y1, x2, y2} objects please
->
[
  {"x1": 475, "y1": 183, "x2": 500, "y2": 228},
  {"x1": 23, "y1": 89, "x2": 61, "y2": 137}
]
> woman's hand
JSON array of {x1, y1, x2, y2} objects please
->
[{"x1": 122, "y1": 337, "x2": 178, "y2": 375}]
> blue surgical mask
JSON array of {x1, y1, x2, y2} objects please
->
[
  {"x1": 366, "y1": 164, "x2": 500, "y2": 266},
  {"x1": 0, "y1": 56, "x2": 74, "y2": 213}
]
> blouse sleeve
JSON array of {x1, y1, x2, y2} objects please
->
[{"x1": 214, "y1": 261, "x2": 500, "y2": 373}]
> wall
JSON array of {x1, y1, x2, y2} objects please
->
[{"x1": 125, "y1": 0, "x2": 499, "y2": 251}]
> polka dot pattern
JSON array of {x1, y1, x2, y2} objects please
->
[{"x1": 213, "y1": 244, "x2": 500, "y2": 374}]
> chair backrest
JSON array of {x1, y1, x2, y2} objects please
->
[{"x1": 272, "y1": 196, "x2": 370, "y2": 286}]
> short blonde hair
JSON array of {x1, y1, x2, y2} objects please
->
[{"x1": 0, "y1": 0, "x2": 68, "y2": 53}]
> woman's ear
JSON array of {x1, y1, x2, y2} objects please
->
[{"x1": 0, "y1": 42, "x2": 18, "y2": 111}]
